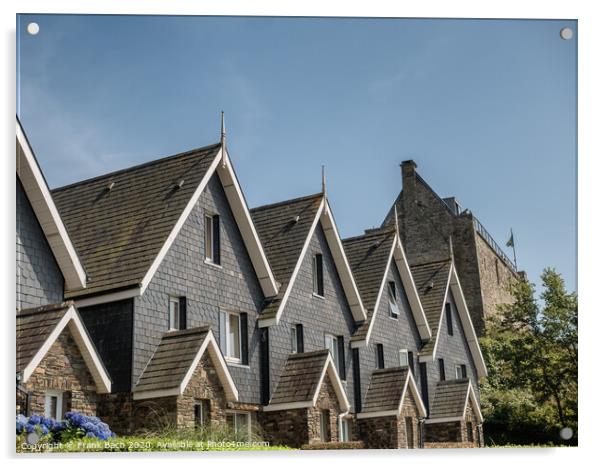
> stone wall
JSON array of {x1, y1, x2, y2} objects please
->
[
  {"x1": 398, "y1": 388, "x2": 421, "y2": 448},
  {"x1": 23, "y1": 328, "x2": 97, "y2": 416},
  {"x1": 16, "y1": 178, "x2": 64, "y2": 310},
  {"x1": 307, "y1": 374, "x2": 342, "y2": 443},
  {"x1": 96, "y1": 392, "x2": 134, "y2": 435}
]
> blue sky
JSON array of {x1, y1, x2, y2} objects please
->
[{"x1": 16, "y1": 15, "x2": 577, "y2": 293}]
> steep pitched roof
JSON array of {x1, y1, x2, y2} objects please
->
[
  {"x1": 251, "y1": 194, "x2": 366, "y2": 326},
  {"x1": 251, "y1": 194, "x2": 323, "y2": 320},
  {"x1": 411, "y1": 259, "x2": 452, "y2": 355},
  {"x1": 52, "y1": 144, "x2": 221, "y2": 298},
  {"x1": 133, "y1": 327, "x2": 238, "y2": 401},
  {"x1": 426, "y1": 378, "x2": 483, "y2": 424},
  {"x1": 264, "y1": 350, "x2": 350, "y2": 412},
  {"x1": 16, "y1": 302, "x2": 111, "y2": 393},
  {"x1": 17, "y1": 119, "x2": 87, "y2": 290},
  {"x1": 357, "y1": 366, "x2": 426, "y2": 418},
  {"x1": 343, "y1": 228, "x2": 430, "y2": 344}
]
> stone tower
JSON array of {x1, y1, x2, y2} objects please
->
[{"x1": 383, "y1": 160, "x2": 518, "y2": 336}]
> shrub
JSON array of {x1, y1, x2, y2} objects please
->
[
  {"x1": 16, "y1": 411, "x2": 115, "y2": 442},
  {"x1": 301, "y1": 441, "x2": 364, "y2": 450}
]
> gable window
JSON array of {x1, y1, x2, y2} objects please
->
[
  {"x1": 226, "y1": 411, "x2": 251, "y2": 441},
  {"x1": 399, "y1": 348, "x2": 409, "y2": 367},
  {"x1": 204, "y1": 213, "x2": 221, "y2": 265},
  {"x1": 438, "y1": 358, "x2": 446, "y2": 381},
  {"x1": 325, "y1": 333, "x2": 339, "y2": 368},
  {"x1": 220, "y1": 311, "x2": 248, "y2": 364},
  {"x1": 44, "y1": 390, "x2": 64, "y2": 420},
  {"x1": 320, "y1": 409, "x2": 331, "y2": 442},
  {"x1": 456, "y1": 364, "x2": 467, "y2": 379},
  {"x1": 169, "y1": 297, "x2": 180, "y2": 331},
  {"x1": 194, "y1": 399, "x2": 211, "y2": 428},
  {"x1": 375, "y1": 343, "x2": 385, "y2": 369},
  {"x1": 291, "y1": 326, "x2": 298, "y2": 353},
  {"x1": 340, "y1": 418, "x2": 350, "y2": 442},
  {"x1": 313, "y1": 254, "x2": 324, "y2": 297},
  {"x1": 388, "y1": 281, "x2": 399, "y2": 318},
  {"x1": 446, "y1": 303, "x2": 453, "y2": 336}
]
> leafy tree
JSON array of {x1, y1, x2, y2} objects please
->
[{"x1": 480, "y1": 268, "x2": 578, "y2": 445}]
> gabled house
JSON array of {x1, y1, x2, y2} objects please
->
[
  {"x1": 250, "y1": 191, "x2": 366, "y2": 442},
  {"x1": 50, "y1": 124, "x2": 279, "y2": 434}
]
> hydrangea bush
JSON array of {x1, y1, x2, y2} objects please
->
[{"x1": 16, "y1": 411, "x2": 115, "y2": 441}]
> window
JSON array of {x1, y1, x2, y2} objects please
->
[
  {"x1": 313, "y1": 254, "x2": 324, "y2": 297},
  {"x1": 408, "y1": 351, "x2": 415, "y2": 375},
  {"x1": 419, "y1": 362, "x2": 429, "y2": 413},
  {"x1": 320, "y1": 410, "x2": 331, "y2": 442},
  {"x1": 44, "y1": 390, "x2": 63, "y2": 420},
  {"x1": 325, "y1": 334, "x2": 339, "y2": 369},
  {"x1": 446, "y1": 303, "x2": 453, "y2": 336},
  {"x1": 295, "y1": 324, "x2": 304, "y2": 353},
  {"x1": 388, "y1": 281, "x2": 399, "y2": 318},
  {"x1": 204, "y1": 214, "x2": 221, "y2": 265},
  {"x1": 169, "y1": 297, "x2": 180, "y2": 330},
  {"x1": 399, "y1": 349, "x2": 409, "y2": 367},
  {"x1": 405, "y1": 417, "x2": 415, "y2": 449},
  {"x1": 226, "y1": 412, "x2": 251, "y2": 440},
  {"x1": 220, "y1": 311, "x2": 248, "y2": 363},
  {"x1": 455, "y1": 364, "x2": 467, "y2": 379},
  {"x1": 194, "y1": 399, "x2": 211, "y2": 428},
  {"x1": 291, "y1": 326, "x2": 298, "y2": 353},
  {"x1": 340, "y1": 418, "x2": 350, "y2": 442},
  {"x1": 375, "y1": 343, "x2": 384, "y2": 369},
  {"x1": 438, "y1": 358, "x2": 446, "y2": 381},
  {"x1": 466, "y1": 421, "x2": 474, "y2": 443}
]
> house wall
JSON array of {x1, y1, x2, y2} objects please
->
[
  {"x1": 16, "y1": 178, "x2": 64, "y2": 310},
  {"x1": 133, "y1": 174, "x2": 266, "y2": 404},
  {"x1": 423, "y1": 292, "x2": 480, "y2": 412},
  {"x1": 267, "y1": 223, "x2": 357, "y2": 410},
  {"x1": 79, "y1": 299, "x2": 134, "y2": 392},
  {"x1": 23, "y1": 328, "x2": 98, "y2": 417},
  {"x1": 358, "y1": 259, "x2": 423, "y2": 407}
]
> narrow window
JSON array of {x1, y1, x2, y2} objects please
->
[
  {"x1": 455, "y1": 365, "x2": 463, "y2": 379},
  {"x1": 438, "y1": 358, "x2": 446, "y2": 381},
  {"x1": 320, "y1": 409, "x2": 331, "y2": 442},
  {"x1": 461, "y1": 364, "x2": 467, "y2": 379},
  {"x1": 340, "y1": 418, "x2": 350, "y2": 442},
  {"x1": 352, "y1": 348, "x2": 362, "y2": 412},
  {"x1": 466, "y1": 421, "x2": 474, "y2": 443},
  {"x1": 204, "y1": 214, "x2": 221, "y2": 265},
  {"x1": 405, "y1": 417, "x2": 415, "y2": 449},
  {"x1": 169, "y1": 297, "x2": 180, "y2": 331},
  {"x1": 388, "y1": 281, "x2": 399, "y2": 318},
  {"x1": 446, "y1": 303, "x2": 453, "y2": 336},
  {"x1": 227, "y1": 412, "x2": 251, "y2": 441},
  {"x1": 291, "y1": 326, "x2": 298, "y2": 353},
  {"x1": 399, "y1": 349, "x2": 409, "y2": 367},
  {"x1": 375, "y1": 343, "x2": 384, "y2": 369},
  {"x1": 419, "y1": 362, "x2": 429, "y2": 414},
  {"x1": 337, "y1": 336, "x2": 346, "y2": 380},
  {"x1": 220, "y1": 311, "x2": 244, "y2": 363},
  {"x1": 325, "y1": 334, "x2": 339, "y2": 372},
  {"x1": 295, "y1": 323, "x2": 304, "y2": 353},
  {"x1": 313, "y1": 254, "x2": 324, "y2": 297},
  {"x1": 44, "y1": 390, "x2": 63, "y2": 420},
  {"x1": 194, "y1": 399, "x2": 211, "y2": 428},
  {"x1": 408, "y1": 351, "x2": 415, "y2": 375}
]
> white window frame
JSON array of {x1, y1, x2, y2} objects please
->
[
  {"x1": 204, "y1": 214, "x2": 214, "y2": 262},
  {"x1": 339, "y1": 417, "x2": 350, "y2": 442},
  {"x1": 320, "y1": 409, "x2": 330, "y2": 442},
  {"x1": 169, "y1": 296, "x2": 180, "y2": 331},
  {"x1": 325, "y1": 334, "x2": 339, "y2": 371},
  {"x1": 44, "y1": 390, "x2": 63, "y2": 420},
  {"x1": 399, "y1": 348, "x2": 409, "y2": 367},
  {"x1": 313, "y1": 254, "x2": 324, "y2": 298},
  {"x1": 455, "y1": 364, "x2": 464, "y2": 379},
  {"x1": 388, "y1": 281, "x2": 399, "y2": 318},
  {"x1": 227, "y1": 410, "x2": 251, "y2": 440},
  {"x1": 223, "y1": 311, "x2": 242, "y2": 363},
  {"x1": 291, "y1": 326, "x2": 298, "y2": 353}
]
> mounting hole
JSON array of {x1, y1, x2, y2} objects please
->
[
  {"x1": 559, "y1": 427, "x2": 573, "y2": 440},
  {"x1": 27, "y1": 22, "x2": 40, "y2": 35},
  {"x1": 560, "y1": 27, "x2": 573, "y2": 40}
]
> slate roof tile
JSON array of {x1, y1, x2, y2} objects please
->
[
  {"x1": 429, "y1": 378, "x2": 470, "y2": 419},
  {"x1": 362, "y1": 366, "x2": 410, "y2": 413}
]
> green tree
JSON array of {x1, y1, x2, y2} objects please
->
[{"x1": 480, "y1": 268, "x2": 578, "y2": 445}]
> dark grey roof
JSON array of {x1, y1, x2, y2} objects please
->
[
  {"x1": 410, "y1": 259, "x2": 451, "y2": 355},
  {"x1": 16, "y1": 302, "x2": 72, "y2": 373},
  {"x1": 362, "y1": 367, "x2": 410, "y2": 413},
  {"x1": 342, "y1": 228, "x2": 396, "y2": 342},
  {"x1": 52, "y1": 144, "x2": 221, "y2": 298},
  {"x1": 134, "y1": 326, "x2": 211, "y2": 393},
  {"x1": 269, "y1": 350, "x2": 330, "y2": 405},
  {"x1": 429, "y1": 379, "x2": 471, "y2": 420},
  {"x1": 250, "y1": 193, "x2": 323, "y2": 320}
]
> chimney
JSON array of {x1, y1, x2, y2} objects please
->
[{"x1": 401, "y1": 160, "x2": 418, "y2": 204}]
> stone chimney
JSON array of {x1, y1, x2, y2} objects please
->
[{"x1": 401, "y1": 160, "x2": 417, "y2": 205}]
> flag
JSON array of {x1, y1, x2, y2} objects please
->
[{"x1": 506, "y1": 229, "x2": 514, "y2": 248}]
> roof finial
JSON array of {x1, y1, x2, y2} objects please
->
[
  {"x1": 220, "y1": 111, "x2": 227, "y2": 168},
  {"x1": 321, "y1": 165, "x2": 327, "y2": 197}
]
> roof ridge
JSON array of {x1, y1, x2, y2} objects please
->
[
  {"x1": 250, "y1": 192, "x2": 323, "y2": 213},
  {"x1": 164, "y1": 325, "x2": 211, "y2": 339},
  {"x1": 342, "y1": 226, "x2": 396, "y2": 244},
  {"x1": 436, "y1": 378, "x2": 470, "y2": 386},
  {"x1": 16, "y1": 301, "x2": 74, "y2": 317},
  {"x1": 410, "y1": 258, "x2": 452, "y2": 268},
  {"x1": 52, "y1": 142, "x2": 221, "y2": 193},
  {"x1": 288, "y1": 349, "x2": 330, "y2": 360},
  {"x1": 372, "y1": 366, "x2": 408, "y2": 375}
]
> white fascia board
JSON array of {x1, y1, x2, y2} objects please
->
[
  {"x1": 133, "y1": 387, "x2": 180, "y2": 401},
  {"x1": 321, "y1": 202, "x2": 367, "y2": 322},
  {"x1": 22, "y1": 306, "x2": 112, "y2": 393},
  {"x1": 16, "y1": 121, "x2": 87, "y2": 290},
  {"x1": 356, "y1": 410, "x2": 398, "y2": 419},
  {"x1": 402, "y1": 371, "x2": 428, "y2": 418},
  {"x1": 139, "y1": 150, "x2": 223, "y2": 294},
  {"x1": 73, "y1": 287, "x2": 142, "y2": 308},
  {"x1": 393, "y1": 236, "x2": 432, "y2": 341},
  {"x1": 424, "y1": 416, "x2": 464, "y2": 425},
  {"x1": 363, "y1": 241, "x2": 395, "y2": 345},
  {"x1": 449, "y1": 264, "x2": 488, "y2": 378},
  {"x1": 427, "y1": 266, "x2": 453, "y2": 360},
  {"x1": 262, "y1": 401, "x2": 313, "y2": 412},
  {"x1": 217, "y1": 151, "x2": 279, "y2": 298},
  {"x1": 268, "y1": 198, "x2": 325, "y2": 327},
  {"x1": 466, "y1": 381, "x2": 484, "y2": 424},
  {"x1": 313, "y1": 354, "x2": 351, "y2": 413},
  {"x1": 179, "y1": 330, "x2": 239, "y2": 401}
]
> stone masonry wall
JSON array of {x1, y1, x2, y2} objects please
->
[
  {"x1": 307, "y1": 374, "x2": 342, "y2": 444},
  {"x1": 16, "y1": 178, "x2": 64, "y2": 310},
  {"x1": 357, "y1": 416, "x2": 398, "y2": 449},
  {"x1": 397, "y1": 388, "x2": 421, "y2": 448},
  {"x1": 23, "y1": 328, "x2": 97, "y2": 416}
]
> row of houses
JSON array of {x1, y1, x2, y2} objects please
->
[{"x1": 16, "y1": 117, "x2": 496, "y2": 449}]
